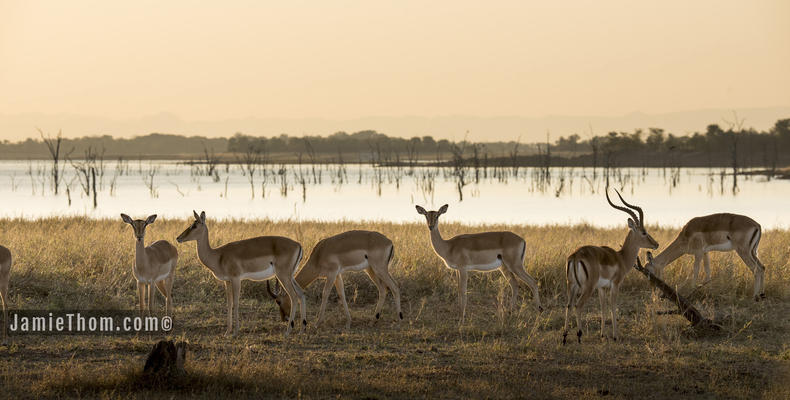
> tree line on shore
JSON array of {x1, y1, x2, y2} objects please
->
[{"x1": 1, "y1": 118, "x2": 788, "y2": 169}]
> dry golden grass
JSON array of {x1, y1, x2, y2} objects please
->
[{"x1": 1, "y1": 217, "x2": 790, "y2": 399}]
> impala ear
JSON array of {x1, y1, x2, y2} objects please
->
[
  {"x1": 200, "y1": 211, "x2": 206, "y2": 223},
  {"x1": 193, "y1": 210, "x2": 201, "y2": 221},
  {"x1": 120, "y1": 213, "x2": 132, "y2": 224},
  {"x1": 438, "y1": 204, "x2": 449, "y2": 214},
  {"x1": 647, "y1": 251, "x2": 654, "y2": 263},
  {"x1": 415, "y1": 205, "x2": 427, "y2": 215},
  {"x1": 627, "y1": 218, "x2": 636, "y2": 230},
  {"x1": 146, "y1": 214, "x2": 157, "y2": 224}
]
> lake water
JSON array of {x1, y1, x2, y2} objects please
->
[{"x1": 0, "y1": 160, "x2": 787, "y2": 229}]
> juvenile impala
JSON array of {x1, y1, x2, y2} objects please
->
[
  {"x1": 267, "y1": 230, "x2": 402, "y2": 329},
  {"x1": 562, "y1": 189, "x2": 659, "y2": 344},
  {"x1": 1, "y1": 244, "x2": 11, "y2": 345},
  {"x1": 416, "y1": 204, "x2": 542, "y2": 324},
  {"x1": 645, "y1": 213, "x2": 766, "y2": 301},
  {"x1": 121, "y1": 214, "x2": 177, "y2": 315},
  {"x1": 176, "y1": 211, "x2": 307, "y2": 336}
]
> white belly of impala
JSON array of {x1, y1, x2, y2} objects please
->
[
  {"x1": 464, "y1": 259, "x2": 502, "y2": 272},
  {"x1": 138, "y1": 271, "x2": 171, "y2": 284},
  {"x1": 240, "y1": 265, "x2": 275, "y2": 281},
  {"x1": 596, "y1": 277, "x2": 613, "y2": 289},
  {"x1": 705, "y1": 242, "x2": 733, "y2": 252},
  {"x1": 342, "y1": 259, "x2": 369, "y2": 272}
]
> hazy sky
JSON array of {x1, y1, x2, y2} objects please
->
[{"x1": 1, "y1": 0, "x2": 788, "y2": 139}]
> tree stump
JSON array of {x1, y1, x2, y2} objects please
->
[{"x1": 143, "y1": 340, "x2": 187, "y2": 377}]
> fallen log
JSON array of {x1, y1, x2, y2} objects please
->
[{"x1": 633, "y1": 255, "x2": 720, "y2": 330}]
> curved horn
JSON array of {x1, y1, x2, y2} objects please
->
[
  {"x1": 266, "y1": 280, "x2": 277, "y2": 299},
  {"x1": 605, "y1": 188, "x2": 639, "y2": 224},
  {"x1": 614, "y1": 189, "x2": 644, "y2": 227}
]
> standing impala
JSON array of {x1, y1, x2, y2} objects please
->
[
  {"x1": 176, "y1": 211, "x2": 307, "y2": 336},
  {"x1": 416, "y1": 204, "x2": 542, "y2": 325},
  {"x1": 267, "y1": 230, "x2": 402, "y2": 329},
  {"x1": 1, "y1": 245, "x2": 11, "y2": 345},
  {"x1": 562, "y1": 189, "x2": 658, "y2": 344},
  {"x1": 645, "y1": 213, "x2": 766, "y2": 301},
  {"x1": 121, "y1": 214, "x2": 177, "y2": 315}
]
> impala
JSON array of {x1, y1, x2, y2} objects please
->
[
  {"x1": 645, "y1": 213, "x2": 766, "y2": 301},
  {"x1": 562, "y1": 189, "x2": 658, "y2": 344},
  {"x1": 1, "y1": 245, "x2": 10, "y2": 345},
  {"x1": 267, "y1": 230, "x2": 402, "y2": 329},
  {"x1": 121, "y1": 214, "x2": 177, "y2": 315},
  {"x1": 176, "y1": 211, "x2": 307, "y2": 336},
  {"x1": 416, "y1": 204, "x2": 542, "y2": 324}
]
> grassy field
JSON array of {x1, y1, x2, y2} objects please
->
[{"x1": 1, "y1": 217, "x2": 789, "y2": 399}]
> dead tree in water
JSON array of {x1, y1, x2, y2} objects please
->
[
  {"x1": 449, "y1": 140, "x2": 468, "y2": 201},
  {"x1": 237, "y1": 148, "x2": 261, "y2": 199},
  {"x1": 38, "y1": 128, "x2": 72, "y2": 195},
  {"x1": 69, "y1": 146, "x2": 100, "y2": 207},
  {"x1": 202, "y1": 144, "x2": 220, "y2": 182},
  {"x1": 723, "y1": 111, "x2": 745, "y2": 194}
]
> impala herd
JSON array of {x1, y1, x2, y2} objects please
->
[{"x1": 0, "y1": 189, "x2": 771, "y2": 345}]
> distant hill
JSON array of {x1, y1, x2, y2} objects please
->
[{"x1": 1, "y1": 107, "x2": 788, "y2": 143}]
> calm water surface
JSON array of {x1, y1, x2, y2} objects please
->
[{"x1": 0, "y1": 160, "x2": 787, "y2": 229}]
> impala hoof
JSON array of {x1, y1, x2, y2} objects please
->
[
  {"x1": 577, "y1": 330, "x2": 582, "y2": 344},
  {"x1": 562, "y1": 332, "x2": 568, "y2": 345},
  {"x1": 538, "y1": 305, "x2": 544, "y2": 313},
  {"x1": 302, "y1": 319, "x2": 307, "y2": 327},
  {"x1": 290, "y1": 320, "x2": 295, "y2": 329},
  {"x1": 375, "y1": 313, "x2": 380, "y2": 320},
  {"x1": 399, "y1": 312, "x2": 403, "y2": 320}
]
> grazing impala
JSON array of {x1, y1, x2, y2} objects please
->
[
  {"x1": 176, "y1": 211, "x2": 307, "y2": 336},
  {"x1": 416, "y1": 204, "x2": 542, "y2": 324},
  {"x1": 645, "y1": 213, "x2": 766, "y2": 301},
  {"x1": 1, "y1": 245, "x2": 11, "y2": 345},
  {"x1": 562, "y1": 190, "x2": 659, "y2": 344},
  {"x1": 121, "y1": 214, "x2": 177, "y2": 315},
  {"x1": 267, "y1": 230, "x2": 402, "y2": 329}
]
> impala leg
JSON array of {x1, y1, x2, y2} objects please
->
[
  {"x1": 563, "y1": 285, "x2": 578, "y2": 345},
  {"x1": 691, "y1": 253, "x2": 702, "y2": 287},
  {"x1": 598, "y1": 288, "x2": 606, "y2": 338},
  {"x1": 702, "y1": 253, "x2": 712, "y2": 283},
  {"x1": 458, "y1": 269, "x2": 469, "y2": 325},
  {"x1": 223, "y1": 280, "x2": 233, "y2": 336},
  {"x1": 316, "y1": 271, "x2": 338, "y2": 328},
  {"x1": 736, "y1": 248, "x2": 765, "y2": 301},
  {"x1": 137, "y1": 281, "x2": 146, "y2": 315},
  {"x1": 277, "y1": 274, "x2": 306, "y2": 334},
  {"x1": 333, "y1": 274, "x2": 352, "y2": 329},
  {"x1": 155, "y1": 280, "x2": 168, "y2": 315},
  {"x1": 146, "y1": 283, "x2": 155, "y2": 316},
  {"x1": 574, "y1": 288, "x2": 593, "y2": 343},
  {"x1": 166, "y1": 274, "x2": 175, "y2": 315},
  {"x1": 366, "y1": 268, "x2": 388, "y2": 321},
  {"x1": 1, "y1": 284, "x2": 7, "y2": 345},
  {"x1": 610, "y1": 285, "x2": 619, "y2": 341},
  {"x1": 375, "y1": 269, "x2": 402, "y2": 321},
  {"x1": 501, "y1": 269, "x2": 519, "y2": 312},
  {"x1": 510, "y1": 263, "x2": 542, "y2": 312},
  {"x1": 231, "y1": 278, "x2": 241, "y2": 336}
]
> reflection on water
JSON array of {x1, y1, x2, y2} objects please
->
[{"x1": 0, "y1": 160, "x2": 787, "y2": 229}]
